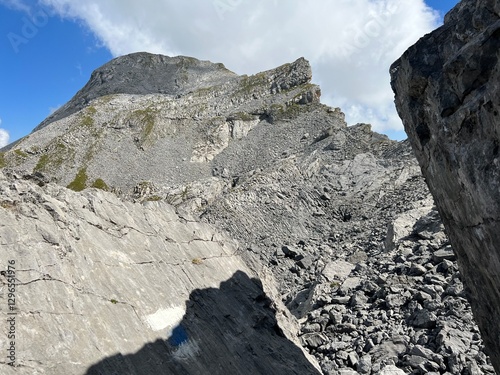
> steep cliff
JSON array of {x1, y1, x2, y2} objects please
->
[{"x1": 391, "y1": 0, "x2": 500, "y2": 372}]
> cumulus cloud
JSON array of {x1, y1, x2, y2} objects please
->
[
  {"x1": 0, "y1": 118, "x2": 10, "y2": 148},
  {"x1": 39, "y1": 0, "x2": 439, "y2": 137}
]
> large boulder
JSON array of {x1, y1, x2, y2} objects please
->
[{"x1": 391, "y1": 0, "x2": 500, "y2": 371}]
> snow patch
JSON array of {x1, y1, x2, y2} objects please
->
[{"x1": 144, "y1": 306, "x2": 185, "y2": 332}]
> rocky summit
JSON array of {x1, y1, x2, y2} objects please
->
[
  {"x1": 391, "y1": 0, "x2": 500, "y2": 372},
  {"x1": 0, "y1": 45, "x2": 497, "y2": 375}
]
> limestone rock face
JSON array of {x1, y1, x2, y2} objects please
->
[
  {"x1": 391, "y1": 0, "x2": 500, "y2": 371},
  {"x1": 0, "y1": 170, "x2": 320, "y2": 375}
]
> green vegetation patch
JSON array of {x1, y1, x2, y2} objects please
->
[
  {"x1": 238, "y1": 72, "x2": 268, "y2": 95},
  {"x1": 91, "y1": 178, "x2": 109, "y2": 191},
  {"x1": 129, "y1": 107, "x2": 158, "y2": 146},
  {"x1": 34, "y1": 141, "x2": 74, "y2": 173},
  {"x1": 228, "y1": 112, "x2": 255, "y2": 122},
  {"x1": 14, "y1": 149, "x2": 28, "y2": 158},
  {"x1": 67, "y1": 167, "x2": 88, "y2": 192},
  {"x1": 34, "y1": 154, "x2": 50, "y2": 171},
  {"x1": 81, "y1": 115, "x2": 94, "y2": 128},
  {"x1": 80, "y1": 106, "x2": 97, "y2": 128},
  {"x1": 1, "y1": 148, "x2": 30, "y2": 168},
  {"x1": 146, "y1": 195, "x2": 162, "y2": 202},
  {"x1": 0, "y1": 200, "x2": 17, "y2": 210},
  {"x1": 0, "y1": 152, "x2": 5, "y2": 168},
  {"x1": 267, "y1": 102, "x2": 313, "y2": 123}
]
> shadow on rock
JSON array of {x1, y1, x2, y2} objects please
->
[{"x1": 85, "y1": 270, "x2": 320, "y2": 375}]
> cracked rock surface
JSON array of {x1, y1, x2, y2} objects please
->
[
  {"x1": 0, "y1": 169, "x2": 319, "y2": 375},
  {"x1": 391, "y1": 0, "x2": 500, "y2": 372}
]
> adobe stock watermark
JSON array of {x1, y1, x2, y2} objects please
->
[
  {"x1": 213, "y1": 0, "x2": 279, "y2": 21},
  {"x1": 3, "y1": 260, "x2": 17, "y2": 367},
  {"x1": 339, "y1": 3, "x2": 399, "y2": 57},
  {"x1": 7, "y1": 9, "x2": 49, "y2": 54},
  {"x1": 213, "y1": 0, "x2": 243, "y2": 20}
]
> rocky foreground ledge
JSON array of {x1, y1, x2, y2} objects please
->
[
  {"x1": 0, "y1": 169, "x2": 320, "y2": 375},
  {"x1": 391, "y1": 0, "x2": 500, "y2": 373}
]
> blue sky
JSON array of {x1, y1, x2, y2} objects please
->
[{"x1": 0, "y1": 0, "x2": 460, "y2": 147}]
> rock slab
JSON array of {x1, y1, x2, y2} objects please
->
[
  {"x1": 0, "y1": 170, "x2": 319, "y2": 374},
  {"x1": 391, "y1": 0, "x2": 500, "y2": 372}
]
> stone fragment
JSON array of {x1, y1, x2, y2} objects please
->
[
  {"x1": 414, "y1": 291, "x2": 432, "y2": 303},
  {"x1": 357, "y1": 354, "x2": 372, "y2": 374},
  {"x1": 466, "y1": 359, "x2": 483, "y2": 375},
  {"x1": 436, "y1": 327, "x2": 471, "y2": 355},
  {"x1": 409, "y1": 263, "x2": 427, "y2": 276},
  {"x1": 370, "y1": 340, "x2": 407, "y2": 367},
  {"x1": 384, "y1": 205, "x2": 433, "y2": 251},
  {"x1": 349, "y1": 292, "x2": 368, "y2": 308},
  {"x1": 410, "y1": 345, "x2": 444, "y2": 368},
  {"x1": 332, "y1": 296, "x2": 351, "y2": 305},
  {"x1": 432, "y1": 248, "x2": 456, "y2": 263},
  {"x1": 378, "y1": 365, "x2": 407, "y2": 375},
  {"x1": 385, "y1": 294, "x2": 407, "y2": 309},
  {"x1": 322, "y1": 260, "x2": 355, "y2": 282},
  {"x1": 348, "y1": 352, "x2": 359, "y2": 367},
  {"x1": 338, "y1": 369, "x2": 359, "y2": 375},
  {"x1": 409, "y1": 309, "x2": 437, "y2": 329},
  {"x1": 292, "y1": 283, "x2": 332, "y2": 318},
  {"x1": 301, "y1": 333, "x2": 329, "y2": 349},
  {"x1": 297, "y1": 255, "x2": 314, "y2": 269},
  {"x1": 302, "y1": 323, "x2": 322, "y2": 333},
  {"x1": 412, "y1": 209, "x2": 444, "y2": 240},
  {"x1": 340, "y1": 277, "x2": 363, "y2": 295},
  {"x1": 328, "y1": 311, "x2": 343, "y2": 325},
  {"x1": 406, "y1": 355, "x2": 440, "y2": 372},
  {"x1": 282, "y1": 245, "x2": 300, "y2": 258}
]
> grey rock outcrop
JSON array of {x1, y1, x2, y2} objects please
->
[
  {"x1": 391, "y1": 0, "x2": 500, "y2": 372},
  {"x1": 0, "y1": 169, "x2": 320, "y2": 375}
]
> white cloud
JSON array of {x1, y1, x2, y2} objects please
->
[
  {"x1": 40, "y1": 0, "x2": 439, "y2": 137},
  {"x1": 0, "y1": 118, "x2": 10, "y2": 148}
]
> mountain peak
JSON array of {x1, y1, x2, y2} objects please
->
[
  {"x1": 34, "y1": 52, "x2": 238, "y2": 131},
  {"x1": 33, "y1": 53, "x2": 314, "y2": 133},
  {"x1": 2, "y1": 53, "x2": 324, "y2": 191}
]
